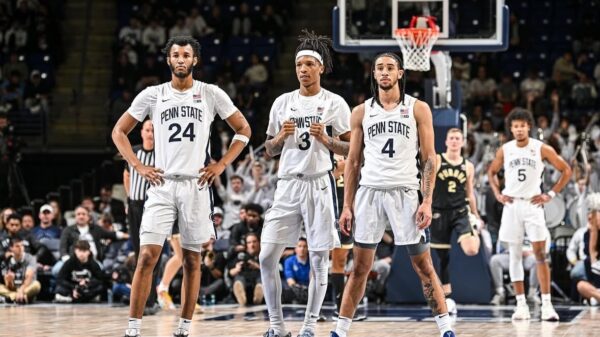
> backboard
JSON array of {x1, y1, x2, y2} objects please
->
[{"x1": 333, "y1": 0, "x2": 509, "y2": 53}]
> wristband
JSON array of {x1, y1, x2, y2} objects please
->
[
  {"x1": 547, "y1": 190, "x2": 556, "y2": 198},
  {"x1": 232, "y1": 134, "x2": 249, "y2": 146}
]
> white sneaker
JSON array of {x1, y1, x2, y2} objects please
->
[
  {"x1": 590, "y1": 297, "x2": 598, "y2": 306},
  {"x1": 490, "y1": 293, "x2": 505, "y2": 306},
  {"x1": 54, "y1": 293, "x2": 72, "y2": 303},
  {"x1": 541, "y1": 303, "x2": 559, "y2": 321},
  {"x1": 511, "y1": 303, "x2": 530, "y2": 320},
  {"x1": 445, "y1": 298, "x2": 457, "y2": 315}
]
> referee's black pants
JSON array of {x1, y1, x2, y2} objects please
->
[{"x1": 128, "y1": 199, "x2": 159, "y2": 308}]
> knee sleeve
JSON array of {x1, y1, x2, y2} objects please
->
[{"x1": 508, "y1": 243, "x2": 524, "y2": 282}]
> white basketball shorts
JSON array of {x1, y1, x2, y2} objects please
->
[
  {"x1": 139, "y1": 177, "x2": 215, "y2": 251},
  {"x1": 261, "y1": 173, "x2": 340, "y2": 251},
  {"x1": 499, "y1": 199, "x2": 547, "y2": 244},
  {"x1": 354, "y1": 186, "x2": 426, "y2": 246}
]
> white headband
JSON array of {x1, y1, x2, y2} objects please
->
[{"x1": 295, "y1": 50, "x2": 323, "y2": 64}]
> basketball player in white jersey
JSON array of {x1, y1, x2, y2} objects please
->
[
  {"x1": 112, "y1": 36, "x2": 251, "y2": 337},
  {"x1": 259, "y1": 30, "x2": 351, "y2": 337},
  {"x1": 488, "y1": 108, "x2": 571, "y2": 321},
  {"x1": 332, "y1": 53, "x2": 455, "y2": 337}
]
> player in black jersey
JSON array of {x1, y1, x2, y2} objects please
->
[{"x1": 430, "y1": 128, "x2": 481, "y2": 315}]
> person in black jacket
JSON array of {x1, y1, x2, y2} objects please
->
[
  {"x1": 51, "y1": 206, "x2": 128, "y2": 276},
  {"x1": 229, "y1": 203, "x2": 263, "y2": 255},
  {"x1": 54, "y1": 240, "x2": 106, "y2": 303},
  {"x1": 95, "y1": 185, "x2": 127, "y2": 230}
]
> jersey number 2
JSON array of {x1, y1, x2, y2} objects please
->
[
  {"x1": 381, "y1": 138, "x2": 395, "y2": 158},
  {"x1": 169, "y1": 123, "x2": 196, "y2": 142}
]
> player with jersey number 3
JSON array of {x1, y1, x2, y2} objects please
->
[
  {"x1": 112, "y1": 36, "x2": 251, "y2": 337},
  {"x1": 488, "y1": 108, "x2": 571, "y2": 321},
  {"x1": 332, "y1": 52, "x2": 455, "y2": 337}
]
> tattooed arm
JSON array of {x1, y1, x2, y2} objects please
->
[
  {"x1": 265, "y1": 120, "x2": 296, "y2": 157},
  {"x1": 414, "y1": 100, "x2": 436, "y2": 229},
  {"x1": 309, "y1": 125, "x2": 351, "y2": 156}
]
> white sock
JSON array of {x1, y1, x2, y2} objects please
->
[
  {"x1": 259, "y1": 243, "x2": 287, "y2": 335},
  {"x1": 435, "y1": 313, "x2": 452, "y2": 333},
  {"x1": 496, "y1": 287, "x2": 505, "y2": 295},
  {"x1": 301, "y1": 250, "x2": 329, "y2": 334},
  {"x1": 541, "y1": 293, "x2": 551, "y2": 304},
  {"x1": 516, "y1": 294, "x2": 526, "y2": 305},
  {"x1": 178, "y1": 318, "x2": 192, "y2": 332},
  {"x1": 127, "y1": 318, "x2": 142, "y2": 335},
  {"x1": 335, "y1": 316, "x2": 352, "y2": 337}
]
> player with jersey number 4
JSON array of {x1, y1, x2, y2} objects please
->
[{"x1": 488, "y1": 108, "x2": 571, "y2": 321}]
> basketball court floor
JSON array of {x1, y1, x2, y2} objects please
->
[{"x1": 2, "y1": 303, "x2": 599, "y2": 337}]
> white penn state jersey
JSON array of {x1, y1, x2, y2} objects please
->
[
  {"x1": 266, "y1": 89, "x2": 351, "y2": 177},
  {"x1": 360, "y1": 95, "x2": 420, "y2": 189},
  {"x1": 502, "y1": 138, "x2": 545, "y2": 199},
  {"x1": 128, "y1": 80, "x2": 238, "y2": 178}
]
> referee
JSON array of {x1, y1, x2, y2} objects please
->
[{"x1": 123, "y1": 118, "x2": 160, "y2": 314}]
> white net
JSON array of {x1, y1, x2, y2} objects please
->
[{"x1": 394, "y1": 28, "x2": 439, "y2": 71}]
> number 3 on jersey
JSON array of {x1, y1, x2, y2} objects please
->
[
  {"x1": 381, "y1": 138, "x2": 395, "y2": 158},
  {"x1": 298, "y1": 131, "x2": 311, "y2": 150},
  {"x1": 169, "y1": 122, "x2": 196, "y2": 142}
]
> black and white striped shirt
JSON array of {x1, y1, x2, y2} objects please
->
[{"x1": 127, "y1": 145, "x2": 154, "y2": 201}]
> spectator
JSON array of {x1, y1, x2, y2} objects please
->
[
  {"x1": 255, "y1": 4, "x2": 284, "y2": 38},
  {"x1": 229, "y1": 203, "x2": 263, "y2": 254},
  {"x1": 489, "y1": 239, "x2": 541, "y2": 305},
  {"x1": 552, "y1": 52, "x2": 580, "y2": 84},
  {"x1": 571, "y1": 73, "x2": 597, "y2": 111},
  {"x1": 49, "y1": 200, "x2": 67, "y2": 228},
  {"x1": 53, "y1": 206, "x2": 128, "y2": 276},
  {"x1": 23, "y1": 70, "x2": 51, "y2": 114},
  {"x1": 468, "y1": 65, "x2": 496, "y2": 109},
  {"x1": 282, "y1": 238, "x2": 309, "y2": 304},
  {"x1": 199, "y1": 239, "x2": 227, "y2": 302},
  {"x1": 186, "y1": 7, "x2": 214, "y2": 37},
  {"x1": 0, "y1": 237, "x2": 41, "y2": 304},
  {"x1": 215, "y1": 174, "x2": 250, "y2": 230},
  {"x1": 568, "y1": 226, "x2": 589, "y2": 284},
  {"x1": 575, "y1": 193, "x2": 600, "y2": 304},
  {"x1": 141, "y1": 19, "x2": 166, "y2": 54},
  {"x1": 1, "y1": 71, "x2": 25, "y2": 110},
  {"x1": 20, "y1": 213, "x2": 34, "y2": 232},
  {"x1": 228, "y1": 232, "x2": 262, "y2": 306},
  {"x1": 496, "y1": 73, "x2": 518, "y2": 114},
  {"x1": 212, "y1": 206, "x2": 230, "y2": 252},
  {"x1": 111, "y1": 254, "x2": 136, "y2": 304},
  {"x1": 246, "y1": 161, "x2": 275, "y2": 210},
  {"x1": 31, "y1": 204, "x2": 61, "y2": 240},
  {"x1": 169, "y1": 16, "x2": 192, "y2": 38},
  {"x1": 119, "y1": 17, "x2": 142, "y2": 47},
  {"x1": 244, "y1": 54, "x2": 269, "y2": 87},
  {"x1": 95, "y1": 185, "x2": 126, "y2": 229},
  {"x1": 0, "y1": 207, "x2": 14, "y2": 231},
  {"x1": 81, "y1": 196, "x2": 101, "y2": 224},
  {"x1": 232, "y1": 2, "x2": 253, "y2": 37},
  {"x1": 54, "y1": 240, "x2": 106, "y2": 303},
  {"x1": 520, "y1": 69, "x2": 545, "y2": 103}
]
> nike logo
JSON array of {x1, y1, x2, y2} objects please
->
[
  {"x1": 369, "y1": 114, "x2": 378, "y2": 117},
  {"x1": 319, "y1": 283, "x2": 327, "y2": 287},
  {"x1": 162, "y1": 98, "x2": 170, "y2": 102},
  {"x1": 291, "y1": 107, "x2": 298, "y2": 111},
  {"x1": 321, "y1": 186, "x2": 327, "y2": 190}
]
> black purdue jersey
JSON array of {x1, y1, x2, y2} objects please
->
[
  {"x1": 432, "y1": 154, "x2": 468, "y2": 209},
  {"x1": 335, "y1": 174, "x2": 344, "y2": 215}
]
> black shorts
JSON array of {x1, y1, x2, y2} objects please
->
[
  {"x1": 430, "y1": 206, "x2": 474, "y2": 249},
  {"x1": 171, "y1": 220, "x2": 180, "y2": 236},
  {"x1": 336, "y1": 219, "x2": 354, "y2": 249}
]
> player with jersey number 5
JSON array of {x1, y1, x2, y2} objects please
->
[
  {"x1": 332, "y1": 52, "x2": 455, "y2": 337},
  {"x1": 259, "y1": 30, "x2": 351, "y2": 337},
  {"x1": 112, "y1": 36, "x2": 251, "y2": 337},
  {"x1": 487, "y1": 108, "x2": 571, "y2": 321}
]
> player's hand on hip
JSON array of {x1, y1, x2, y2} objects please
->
[
  {"x1": 416, "y1": 202, "x2": 432, "y2": 230},
  {"x1": 531, "y1": 193, "x2": 551, "y2": 206},
  {"x1": 137, "y1": 165, "x2": 164, "y2": 185},
  {"x1": 199, "y1": 161, "x2": 226, "y2": 187},
  {"x1": 339, "y1": 207, "x2": 353, "y2": 236},
  {"x1": 277, "y1": 120, "x2": 296, "y2": 142},
  {"x1": 494, "y1": 193, "x2": 513, "y2": 205},
  {"x1": 309, "y1": 122, "x2": 328, "y2": 143}
]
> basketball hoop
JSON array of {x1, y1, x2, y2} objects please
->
[{"x1": 394, "y1": 16, "x2": 439, "y2": 71}]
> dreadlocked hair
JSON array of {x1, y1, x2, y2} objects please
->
[
  {"x1": 295, "y1": 29, "x2": 334, "y2": 74},
  {"x1": 370, "y1": 52, "x2": 406, "y2": 108}
]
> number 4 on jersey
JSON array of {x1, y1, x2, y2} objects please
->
[{"x1": 381, "y1": 138, "x2": 395, "y2": 158}]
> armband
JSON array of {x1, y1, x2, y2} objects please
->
[
  {"x1": 547, "y1": 190, "x2": 556, "y2": 198},
  {"x1": 232, "y1": 134, "x2": 249, "y2": 146}
]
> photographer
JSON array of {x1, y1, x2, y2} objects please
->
[
  {"x1": 0, "y1": 237, "x2": 41, "y2": 303},
  {"x1": 282, "y1": 238, "x2": 310, "y2": 304},
  {"x1": 55, "y1": 240, "x2": 106, "y2": 303},
  {"x1": 228, "y1": 232, "x2": 262, "y2": 306},
  {"x1": 199, "y1": 239, "x2": 227, "y2": 302}
]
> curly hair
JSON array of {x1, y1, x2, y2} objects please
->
[
  {"x1": 295, "y1": 29, "x2": 334, "y2": 74},
  {"x1": 370, "y1": 52, "x2": 406, "y2": 107},
  {"x1": 506, "y1": 107, "x2": 534, "y2": 128},
  {"x1": 161, "y1": 35, "x2": 201, "y2": 58}
]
